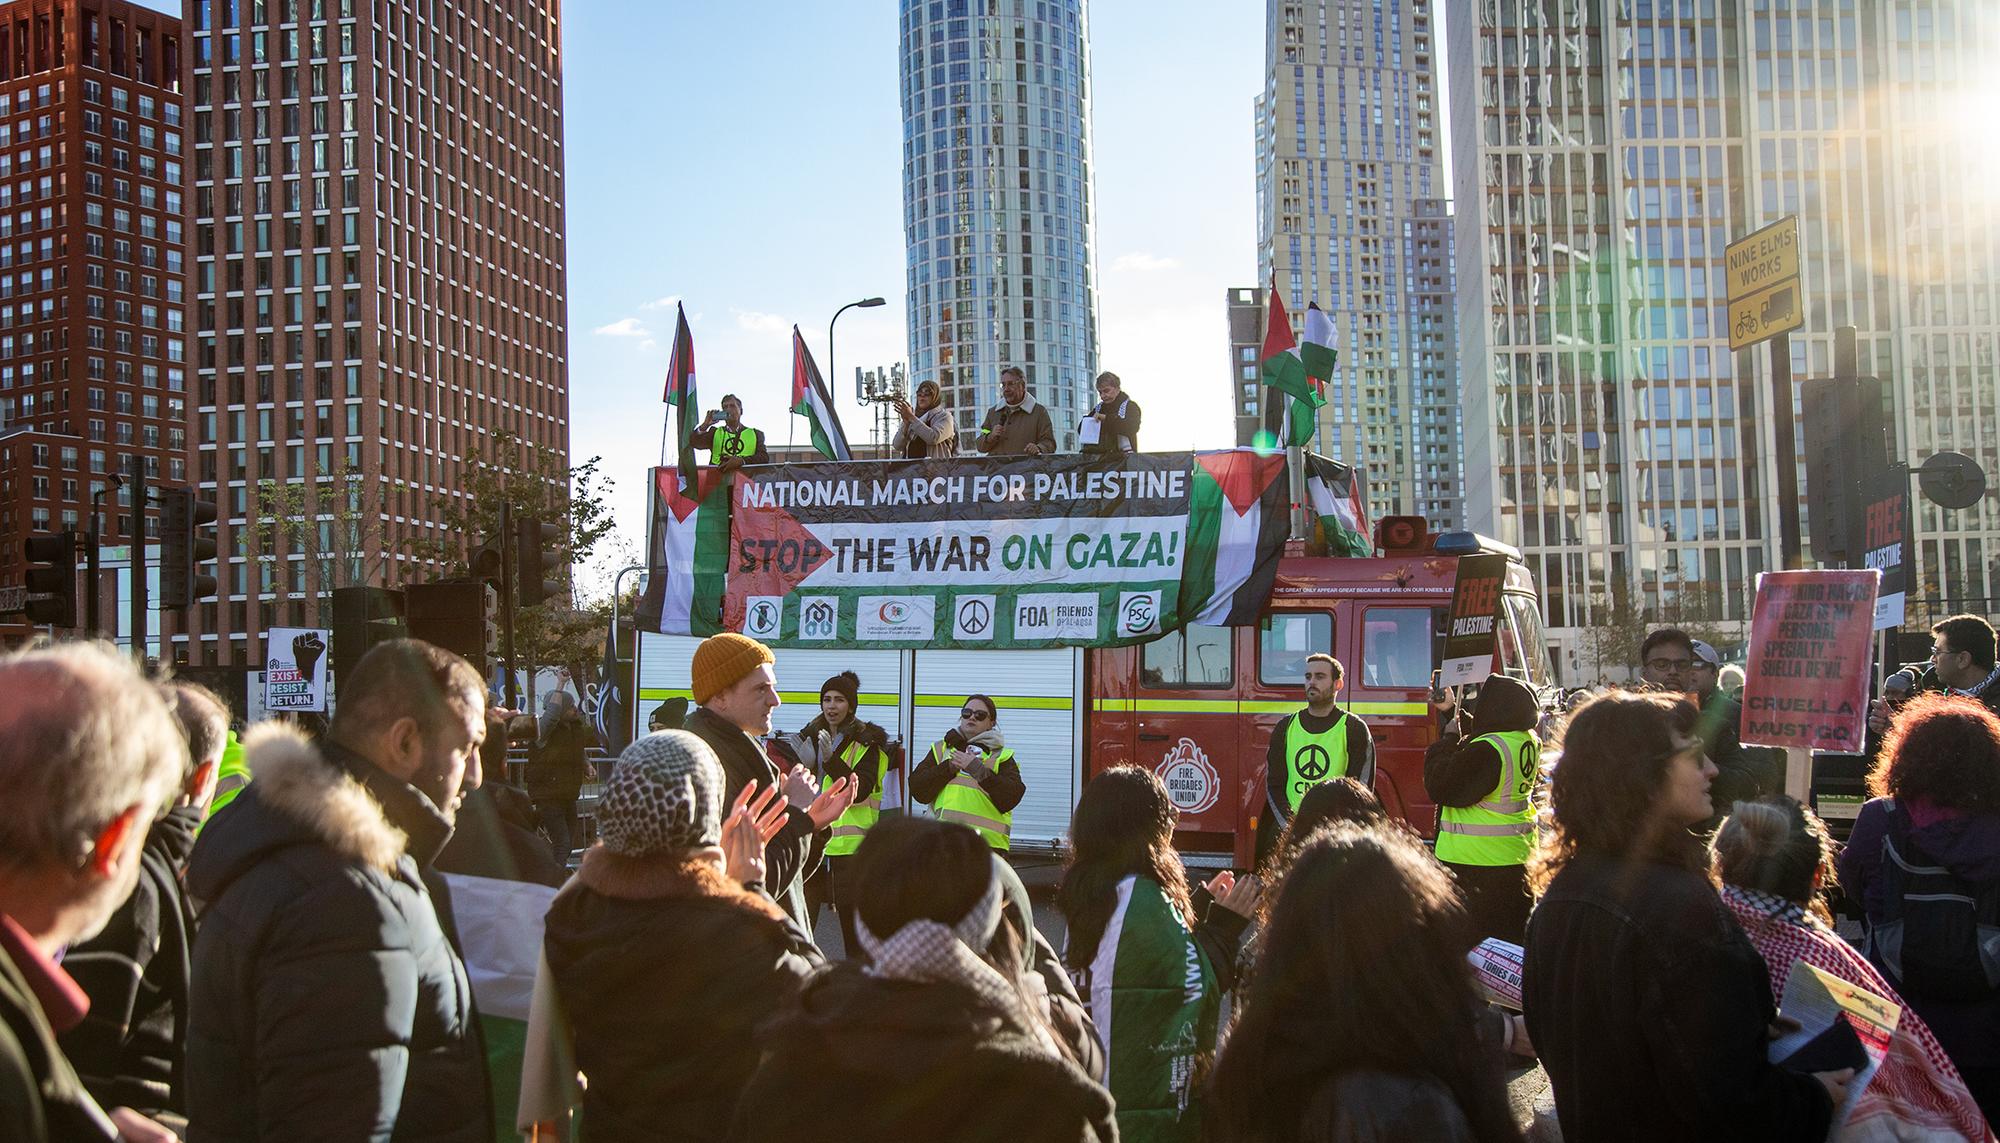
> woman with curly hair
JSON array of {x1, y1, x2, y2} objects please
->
[
  {"x1": 1521, "y1": 691, "x2": 1845, "y2": 1141},
  {"x1": 1839, "y1": 693, "x2": 2000, "y2": 1124},
  {"x1": 1057, "y1": 766, "x2": 1258, "y2": 1143},
  {"x1": 1716, "y1": 796, "x2": 1994, "y2": 1141},
  {"x1": 1208, "y1": 823, "x2": 1523, "y2": 1143}
]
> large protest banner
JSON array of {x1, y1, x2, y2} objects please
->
[
  {"x1": 638, "y1": 450, "x2": 1291, "y2": 649},
  {"x1": 1741, "y1": 569, "x2": 1879, "y2": 752}
]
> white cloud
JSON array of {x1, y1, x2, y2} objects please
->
[
  {"x1": 593, "y1": 317, "x2": 651, "y2": 338},
  {"x1": 638, "y1": 338, "x2": 657, "y2": 352},
  {"x1": 639, "y1": 295, "x2": 682, "y2": 311},
  {"x1": 1110, "y1": 252, "x2": 1181, "y2": 273},
  {"x1": 732, "y1": 308, "x2": 789, "y2": 335}
]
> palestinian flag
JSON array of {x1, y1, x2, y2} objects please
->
[
  {"x1": 637, "y1": 466, "x2": 728, "y2": 636},
  {"x1": 436, "y1": 872, "x2": 560, "y2": 1140},
  {"x1": 1260, "y1": 283, "x2": 1328, "y2": 449},
  {"x1": 662, "y1": 304, "x2": 701, "y2": 496},
  {"x1": 791, "y1": 327, "x2": 852, "y2": 461},
  {"x1": 1182, "y1": 449, "x2": 1290, "y2": 626},
  {"x1": 1305, "y1": 452, "x2": 1373, "y2": 557}
]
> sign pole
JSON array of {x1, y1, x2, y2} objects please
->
[
  {"x1": 128, "y1": 454, "x2": 147, "y2": 663},
  {"x1": 1769, "y1": 331, "x2": 1803, "y2": 572}
]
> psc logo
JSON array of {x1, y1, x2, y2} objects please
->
[{"x1": 878, "y1": 600, "x2": 910, "y2": 624}]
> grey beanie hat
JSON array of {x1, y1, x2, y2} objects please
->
[{"x1": 597, "y1": 730, "x2": 726, "y2": 857}]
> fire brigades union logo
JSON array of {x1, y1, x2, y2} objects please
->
[{"x1": 1156, "y1": 737, "x2": 1220, "y2": 815}]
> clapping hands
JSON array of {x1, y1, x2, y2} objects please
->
[{"x1": 1203, "y1": 870, "x2": 1262, "y2": 919}]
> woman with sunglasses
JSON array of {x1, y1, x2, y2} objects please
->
[
  {"x1": 910, "y1": 695, "x2": 1024, "y2": 851},
  {"x1": 1521, "y1": 691, "x2": 1848, "y2": 1142}
]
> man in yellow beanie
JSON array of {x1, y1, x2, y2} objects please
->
[{"x1": 684, "y1": 633, "x2": 857, "y2": 945}]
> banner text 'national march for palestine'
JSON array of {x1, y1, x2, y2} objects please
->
[{"x1": 641, "y1": 451, "x2": 1290, "y2": 650}]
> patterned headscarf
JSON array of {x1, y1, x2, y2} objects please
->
[
  {"x1": 596, "y1": 730, "x2": 724, "y2": 857},
  {"x1": 856, "y1": 877, "x2": 1060, "y2": 1058}
]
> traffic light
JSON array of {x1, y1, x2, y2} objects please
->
[
  {"x1": 159, "y1": 486, "x2": 219, "y2": 610},
  {"x1": 404, "y1": 582, "x2": 499, "y2": 668},
  {"x1": 469, "y1": 534, "x2": 504, "y2": 592},
  {"x1": 515, "y1": 515, "x2": 564, "y2": 606},
  {"x1": 22, "y1": 531, "x2": 79, "y2": 627}
]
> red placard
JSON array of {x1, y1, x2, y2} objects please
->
[{"x1": 1741, "y1": 570, "x2": 1880, "y2": 752}]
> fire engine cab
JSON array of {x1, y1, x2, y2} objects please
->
[{"x1": 632, "y1": 522, "x2": 1554, "y2": 870}]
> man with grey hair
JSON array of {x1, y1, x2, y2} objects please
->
[
  {"x1": 0, "y1": 642, "x2": 188, "y2": 1142},
  {"x1": 186, "y1": 639, "x2": 493, "y2": 1142},
  {"x1": 62, "y1": 680, "x2": 231, "y2": 1132}
]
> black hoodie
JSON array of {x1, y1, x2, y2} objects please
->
[
  {"x1": 730, "y1": 964, "x2": 1117, "y2": 1143},
  {"x1": 1422, "y1": 673, "x2": 1542, "y2": 809}
]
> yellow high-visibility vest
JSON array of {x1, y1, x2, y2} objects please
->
[
  {"x1": 926, "y1": 740, "x2": 1013, "y2": 851},
  {"x1": 1435, "y1": 730, "x2": 1539, "y2": 867}
]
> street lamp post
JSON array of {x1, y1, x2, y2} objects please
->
[{"x1": 827, "y1": 296, "x2": 886, "y2": 404}]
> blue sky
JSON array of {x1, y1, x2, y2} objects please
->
[{"x1": 565, "y1": 2, "x2": 1266, "y2": 561}]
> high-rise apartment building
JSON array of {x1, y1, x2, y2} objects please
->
[
  {"x1": 899, "y1": 0, "x2": 1099, "y2": 447},
  {"x1": 1451, "y1": 2, "x2": 2000, "y2": 678},
  {"x1": 1226, "y1": 284, "x2": 1264, "y2": 446},
  {"x1": 1406, "y1": 196, "x2": 1460, "y2": 528},
  {"x1": 186, "y1": 0, "x2": 567, "y2": 667},
  {"x1": 0, "y1": 0, "x2": 185, "y2": 646},
  {"x1": 1254, "y1": 0, "x2": 1448, "y2": 515}
]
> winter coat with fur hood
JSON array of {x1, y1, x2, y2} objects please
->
[
  {"x1": 543, "y1": 847, "x2": 822, "y2": 1143},
  {"x1": 183, "y1": 725, "x2": 491, "y2": 1143}
]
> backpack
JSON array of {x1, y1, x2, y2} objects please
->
[{"x1": 1868, "y1": 801, "x2": 2000, "y2": 1002}]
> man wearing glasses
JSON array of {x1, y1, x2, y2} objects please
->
[
  {"x1": 1638, "y1": 628, "x2": 1769, "y2": 825},
  {"x1": 909, "y1": 695, "x2": 1026, "y2": 851},
  {"x1": 1928, "y1": 614, "x2": 2000, "y2": 717}
]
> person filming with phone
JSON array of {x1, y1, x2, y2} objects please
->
[
  {"x1": 690, "y1": 393, "x2": 769, "y2": 470},
  {"x1": 891, "y1": 378, "x2": 958, "y2": 459},
  {"x1": 909, "y1": 695, "x2": 1025, "y2": 851}
]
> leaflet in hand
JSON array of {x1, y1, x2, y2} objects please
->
[
  {"x1": 1078, "y1": 417, "x2": 1102, "y2": 446},
  {"x1": 1770, "y1": 960, "x2": 1899, "y2": 1105},
  {"x1": 1468, "y1": 937, "x2": 1525, "y2": 1011}
]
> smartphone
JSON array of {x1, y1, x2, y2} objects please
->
[
  {"x1": 705, "y1": 409, "x2": 725, "y2": 422},
  {"x1": 1429, "y1": 669, "x2": 1448, "y2": 705}
]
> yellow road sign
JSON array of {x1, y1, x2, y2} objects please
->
[
  {"x1": 1728, "y1": 277, "x2": 1804, "y2": 352},
  {"x1": 1726, "y1": 215, "x2": 1800, "y2": 300}
]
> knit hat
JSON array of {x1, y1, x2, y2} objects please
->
[
  {"x1": 596, "y1": 730, "x2": 724, "y2": 857},
  {"x1": 820, "y1": 670, "x2": 859, "y2": 707},
  {"x1": 690, "y1": 632, "x2": 774, "y2": 705}
]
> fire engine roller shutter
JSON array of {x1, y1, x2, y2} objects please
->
[{"x1": 910, "y1": 647, "x2": 1083, "y2": 851}]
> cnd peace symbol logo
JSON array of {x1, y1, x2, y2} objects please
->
[
  {"x1": 1293, "y1": 743, "x2": 1333, "y2": 782},
  {"x1": 721, "y1": 433, "x2": 745, "y2": 456},
  {"x1": 957, "y1": 598, "x2": 991, "y2": 636}
]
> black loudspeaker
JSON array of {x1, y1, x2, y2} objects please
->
[{"x1": 332, "y1": 586, "x2": 406, "y2": 683}]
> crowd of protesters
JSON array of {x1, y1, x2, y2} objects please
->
[{"x1": 4, "y1": 613, "x2": 2000, "y2": 1142}]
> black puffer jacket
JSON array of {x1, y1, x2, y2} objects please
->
[
  {"x1": 543, "y1": 847, "x2": 821, "y2": 1143},
  {"x1": 731, "y1": 965, "x2": 1117, "y2": 1143},
  {"x1": 184, "y1": 726, "x2": 491, "y2": 1143}
]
